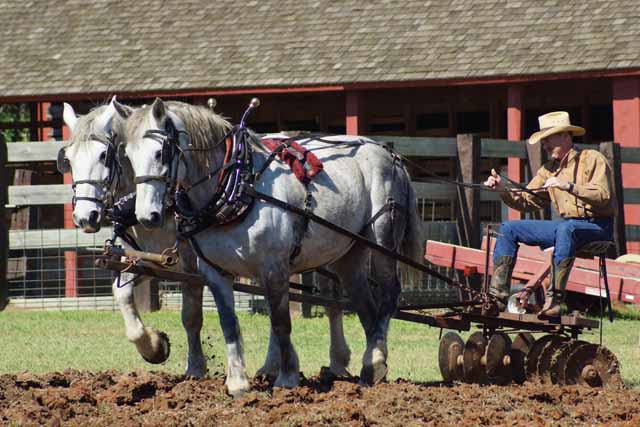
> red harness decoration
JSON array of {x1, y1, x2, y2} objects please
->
[{"x1": 261, "y1": 138, "x2": 324, "y2": 183}]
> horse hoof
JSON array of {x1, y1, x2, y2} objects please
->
[
  {"x1": 139, "y1": 329, "x2": 171, "y2": 364},
  {"x1": 255, "y1": 365, "x2": 278, "y2": 381},
  {"x1": 359, "y1": 362, "x2": 388, "y2": 385},
  {"x1": 226, "y1": 377, "x2": 251, "y2": 398},
  {"x1": 274, "y1": 373, "x2": 300, "y2": 389}
]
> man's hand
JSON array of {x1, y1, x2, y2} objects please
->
[
  {"x1": 543, "y1": 177, "x2": 571, "y2": 191},
  {"x1": 483, "y1": 168, "x2": 505, "y2": 190}
]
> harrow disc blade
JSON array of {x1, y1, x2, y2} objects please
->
[
  {"x1": 463, "y1": 331, "x2": 488, "y2": 383},
  {"x1": 525, "y1": 334, "x2": 555, "y2": 381},
  {"x1": 439, "y1": 332, "x2": 464, "y2": 382},
  {"x1": 564, "y1": 344, "x2": 623, "y2": 388},
  {"x1": 550, "y1": 340, "x2": 589, "y2": 385},
  {"x1": 536, "y1": 335, "x2": 569, "y2": 384},
  {"x1": 511, "y1": 332, "x2": 535, "y2": 384},
  {"x1": 486, "y1": 332, "x2": 512, "y2": 385}
]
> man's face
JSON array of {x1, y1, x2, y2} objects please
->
[{"x1": 541, "y1": 132, "x2": 572, "y2": 160}]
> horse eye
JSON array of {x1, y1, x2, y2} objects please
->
[
  {"x1": 154, "y1": 150, "x2": 162, "y2": 162},
  {"x1": 99, "y1": 151, "x2": 107, "y2": 163}
]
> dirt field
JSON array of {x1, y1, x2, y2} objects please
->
[{"x1": 2, "y1": 369, "x2": 640, "y2": 426}]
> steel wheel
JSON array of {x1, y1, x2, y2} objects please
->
[
  {"x1": 564, "y1": 344, "x2": 623, "y2": 388},
  {"x1": 439, "y1": 332, "x2": 464, "y2": 382},
  {"x1": 511, "y1": 332, "x2": 535, "y2": 384},
  {"x1": 549, "y1": 340, "x2": 589, "y2": 385},
  {"x1": 463, "y1": 331, "x2": 488, "y2": 384},
  {"x1": 525, "y1": 334, "x2": 555, "y2": 381},
  {"x1": 486, "y1": 332, "x2": 512, "y2": 385},
  {"x1": 536, "y1": 335, "x2": 569, "y2": 383}
]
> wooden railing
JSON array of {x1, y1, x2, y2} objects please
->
[{"x1": 2, "y1": 135, "x2": 640, "y2": 309}]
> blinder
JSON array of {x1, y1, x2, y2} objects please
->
[{"x1": 57, "y1": 147, "x2": 70, "y2": 174}]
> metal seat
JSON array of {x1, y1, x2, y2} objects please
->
[{"x1": 575, "y1": 240, "x2": 614, "y2": 322}]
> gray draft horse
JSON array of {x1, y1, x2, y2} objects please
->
[
  {"x1": 116, "y1": 98, "x2": 423, "y2": 392},
  {"x1": 63, "y1": 98, "x2": 358, "y2": 397},
  {"x1": 59, "y1": 98, "x2": 207, "y2": 377}
]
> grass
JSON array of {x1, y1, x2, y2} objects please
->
[{"x1": 0, "y1": 309, "x2": 639, "y2": 387}]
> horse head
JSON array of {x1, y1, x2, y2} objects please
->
[
  {"x1": 117, "y1": 97, "x2": 230, "y2": 229},
  {"x1": 59, "y1": 96, "x2": 132, "y2": 233}
]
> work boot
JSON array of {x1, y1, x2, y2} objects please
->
[
  {"x1": 488, "y1": 256, "x2": 515, "y2": 313},
  {"x1": 539, "y1": 257, "x2": 575, "y2": 319}
]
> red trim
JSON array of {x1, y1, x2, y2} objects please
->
[
  {"x1": 346, "y1": 91, "x2": 363, "y2": 135},
  {"x1": 2, "y1": 68, "x2": 640, "y2": 103},
  {"x1": 61, "y1": 120, "x2": 78, "y2": 297},
  {"x1": 507, "y1": 85, "x2": 523, "y2": 221}
]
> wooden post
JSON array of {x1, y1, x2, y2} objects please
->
[
  {"x1": 612, "y1": 77, "x2": 640, "y2": 253},
  {"x1": 507, "y1": 85, "x2": 524, "y2": 220},
  {"x1": 346, "y1": 91, "x2": 364, "y2": 135},
  {"x1": 0, "y1": 133, "x2": 8, "y2": 310},
  {"x1": 456, "y1": 134, "x2": 481, "y2": 248},
  {"x1": 525, "y1": 140, "x2": 547, "y2": 220},
  {"x1": 599, "y1": 141, "x2": 627, "y2": 257},
  {"x1": 61, "y1": 116, "x2": 78, "y2": 297}
]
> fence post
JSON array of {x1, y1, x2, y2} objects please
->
[
  {"x1": 599, "y1": 141, "x2": 627, "y2": 257},
  {"x1": 0, "y1": 134, "x2": 7, "y2": 310},
  {"x1": 456, "y1": 134, "x2": 481, "y2": 248},
  {"x1": 525, "y1": 140, "x2": 547, "y2": 220}
]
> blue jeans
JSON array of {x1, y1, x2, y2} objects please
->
[{"x1": 493, "y1": 218, "x2": 614, "y2": 266}]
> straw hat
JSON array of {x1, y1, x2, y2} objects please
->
[{"x1": 528, "y1": 111, "x2": 585, "y2": 145}]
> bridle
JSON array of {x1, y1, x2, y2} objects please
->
[
  {"x1": 58, "y1": 132, "x2": 121, "y2": 209},
  {"x1": 128, "y1": 122, "x2": 191, "y2": 211}
]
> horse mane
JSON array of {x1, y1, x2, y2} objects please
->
[
  {"x1": 126, "y1": 101, "x2": 232, "y2": 169},
  {"x1": 66, "y1": 105, "x2": 109, "y2": 153}
]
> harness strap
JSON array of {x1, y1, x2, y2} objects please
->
[{"x1": 244, "y1": 185, "x2": 492, "y2": 302}]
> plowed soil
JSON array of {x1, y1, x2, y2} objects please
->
[{"x1": 1, "y1": 369, "x2": 639, "y2": 426}]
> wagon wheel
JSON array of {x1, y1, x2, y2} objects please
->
[
  {"x1": 549, "y1": 340, "x2": 589, "y2": 385},
  {"x1": 536, "y1": 335, "x2": 569, "y2": 383},
  {"x1": 525, "y1": 334, "x2": 555, "y2": 381},
  {"x1": 463, "y1": 331, "x2": 488, "y2": 384},
  {"x1": 439, "y1": 332, "x2": 464, "y2": 383},
  {"x1": 511, "y1": 332, "x2": 535, "y2": 384},
  {"x1": 564, "y1": 344, "x2": 623, "y2": 388},
  {"x1": 485, "y1": 332, "x2": 512, "y2": 385}
]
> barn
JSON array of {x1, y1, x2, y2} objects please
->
[{"x1": 1, "y1": 0, "x2": 640, "y2": 309}]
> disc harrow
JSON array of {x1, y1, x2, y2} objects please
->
[{"x1": 437, "y1": 313, "x2": 623, "y2": 388}]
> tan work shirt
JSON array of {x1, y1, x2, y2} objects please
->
[{"x1": 501, "y1": 147, "x2": 615, "y2": 218}]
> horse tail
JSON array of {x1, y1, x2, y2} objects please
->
[{"x1": 398, "y1": 168, "x2": 424, "y2": 289}]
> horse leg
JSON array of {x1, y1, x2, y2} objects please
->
[
  {"x1": 330, "y1": 244, "x2": 387, "y2": 384},
  {"x1": 113, "y1": 273, "x2": 170, "y2": 364},
  {"x1": 315, "y1": 272, "x2": 351, "y2": 376},
  {"x1": 198, "y1": 262, "x2": 249, "y2": 397},
  {"x1": 256, "y1": 326, "x2": 280, "y2": 379},
  {"x1": 181, "y1": 283, "x2": 207, "y2": 378},
  {"x1": 261, "y1": 266, "x2": 300, "y2": 388}
]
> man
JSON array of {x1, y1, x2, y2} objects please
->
[{"x1": 484, "y1": 111, "x2": 615, "y2": 317}]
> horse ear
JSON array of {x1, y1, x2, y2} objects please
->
[
  {"x1": 62, "y1": 103, "x2": 78, "y2": 133},
  {"x1": 151, "y1": 97, "x2": 166, "y2": 122},
  {"x1": 94, "y1": 101, "x2": 116, "y2": 134},
  {"x1": 112, "y1": 97, "x2": 133, "y2": 119},
  {"x1": 56, "y1": 146, "x2": 70, "y2": 174}
]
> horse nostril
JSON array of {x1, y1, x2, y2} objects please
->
[
  {"x1": 150, "y1": 212, "x2": 161, "y2": 225},
  {"x1": 89, "y1": 210, "x2": 99, "y2": 225}
]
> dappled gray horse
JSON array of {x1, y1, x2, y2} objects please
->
[
  {"x1": 59, "y1": 98, "x2": 208, "y2": 378},
  {"x1": 116, "y1": 98, "x2": 423, "y2": 392}
]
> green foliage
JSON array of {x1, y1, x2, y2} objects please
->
[{"x1": 0, "y1": 103, "x2": 31, "y2": 142}]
